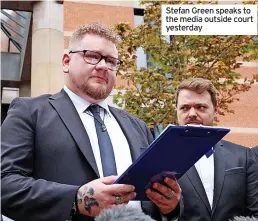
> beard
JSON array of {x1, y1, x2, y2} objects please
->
[
  {"x1": 83, "y1": 83, "x2": 111, "y2": 100},
  {"x1": 71, "y1": 74, "x2": 112, "y2": 100}
]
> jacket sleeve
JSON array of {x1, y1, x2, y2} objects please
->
[
  {"x1": 246, "y1": 147, "x2": 258, "y2": 217},
  {"x1": 1, "y1": 98, "x2": 79, "y2": 221}
]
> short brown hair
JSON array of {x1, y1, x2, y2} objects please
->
[
  {"x1": 175, "y1": 78, "x2": 218, "y2": 107},
  {"x1": 69, "y1": 22, "x2": 121, "y2": 50}
]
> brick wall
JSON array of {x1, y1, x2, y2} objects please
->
[
  {"x1": 217, "y1": 83, "x2": 258, "y2": 147},
  {"x1": 64, "y1": 2, "x2": 134, "y2": 31}
]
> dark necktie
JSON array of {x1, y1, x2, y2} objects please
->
[{"x1": 87, "y1": 105, "x2": 117, "y2": 176}]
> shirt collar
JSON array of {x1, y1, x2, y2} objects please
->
[{"x1": 63, "y1": 85, "x2": 112, "y2": 116}]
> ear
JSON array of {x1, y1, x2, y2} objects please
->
[{"x1": 62, "y1": 53, "x2": 70, "y2": 73}]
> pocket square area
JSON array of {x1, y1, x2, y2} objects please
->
[{"x1": 225, "y1": 167, "x2": 245, "y2": 175}]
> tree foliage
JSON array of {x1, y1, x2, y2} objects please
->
[{"x1": 113, "y1": 0, "x2": 258, "y2": 130}]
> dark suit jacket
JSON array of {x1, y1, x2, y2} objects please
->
[
  {"x1": 178, "y1": 140, "x2": 258, "y2": 221},
  {"x1": 1, "y1": 90, "x2": 178, "y2": 221},
  {"x1": 252, "y1": 145, "x2": 258, "y2": 161}
]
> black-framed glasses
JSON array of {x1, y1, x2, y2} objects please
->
[{"x1": 69, "y1": 50, "x2": 122, "y2": 71}]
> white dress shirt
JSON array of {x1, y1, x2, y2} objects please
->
[
  {"x1": 63, "y1": 86, "x2": 141, "y2": 209},
  {"x1": 195, "y1": 153, "x2": 214, "y2": 208}
]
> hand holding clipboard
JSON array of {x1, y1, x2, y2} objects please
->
[{"x1": 114, "y1": 125, "x2": 230, "y2": 201}]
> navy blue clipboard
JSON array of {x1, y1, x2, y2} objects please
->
[{"x1": 114, "y1": 125, "x2": 230, "y2": 201}]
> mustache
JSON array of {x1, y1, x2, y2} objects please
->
[
  {"x1": 186, "y1": 120, "x2": 202, "y2": 124},
  {"x1": 90, "y1": 74, "x2": 108, "y2": 82}
]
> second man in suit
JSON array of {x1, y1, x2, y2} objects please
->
[{"x1": 175, "y1": 78, "x2": 258, "y2": 221}]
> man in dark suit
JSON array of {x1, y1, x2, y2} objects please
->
[
  {"x1": 175, "y1": 78, "x2": 258, "y2": 221},
  {"x1": 252, "y1": 145, "x2": 258, "y2": 160},
  {"x1": 1, "y1": 23, "x2": 181, "y2": 221}
]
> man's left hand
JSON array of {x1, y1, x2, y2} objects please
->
[{"x1": 145, "y1": 177, "x2": 181, "y2": 214}]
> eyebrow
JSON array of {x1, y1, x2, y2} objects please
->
[{"x1": 179, "y1": 103, "x2": 208, "y2": 107}]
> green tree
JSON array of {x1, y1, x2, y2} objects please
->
[{"x1": 113, "y1": 0, "x2": 258, "y2": 131}]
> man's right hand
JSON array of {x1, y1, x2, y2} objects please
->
[{"x1": 76, "y1": 176, "x2": 136, "y2": 217}]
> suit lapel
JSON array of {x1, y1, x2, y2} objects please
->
[
  {"x1": 49, "y1": 89, "x2": 99, "y2": 176},
  {"x1": 109, "y1": 107, "x2": 142, "y2": 161},
  {"x1": 212, "y1": 141, "x2": 226, "y2": 215},
  {"x1": 186, "y1": 166, "x2": 212, "y2": 212}
]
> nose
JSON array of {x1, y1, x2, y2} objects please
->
[
  {"x1": 188, "y1": 107, "x2": 197, "y2": 119},
  {"x1": 95, "y1": 58, "x2": 108, "y2": 71}
]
